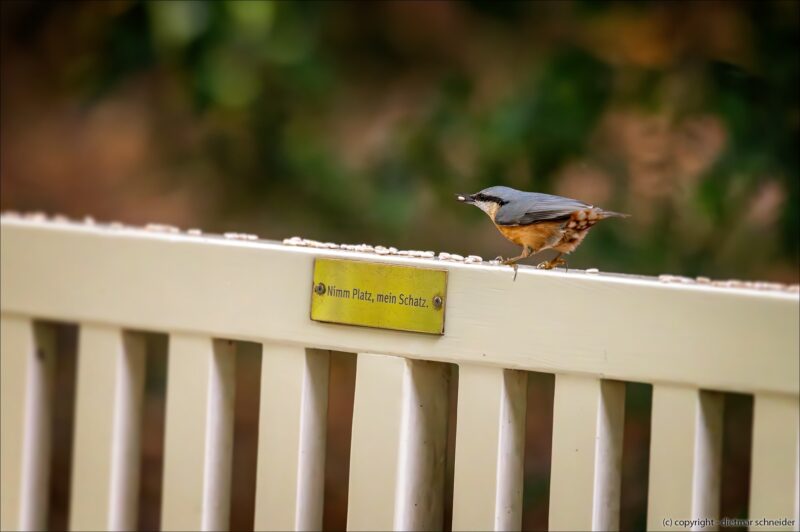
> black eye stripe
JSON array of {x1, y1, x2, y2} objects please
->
[{"x1": 475, "y1": 194, "x2": 505, "y2": 205}]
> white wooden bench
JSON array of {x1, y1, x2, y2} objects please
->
[{"x1": 1, "y1": 215, "x2": 798, "y2": 531}]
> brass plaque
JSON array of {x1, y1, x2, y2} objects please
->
[{"x1": 310, "y1": 258, "x2": 448, "y2": 335}]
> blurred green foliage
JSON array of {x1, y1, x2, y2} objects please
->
[{"x1": 2, "y1": 0, "x2": 798, "y2": 282}]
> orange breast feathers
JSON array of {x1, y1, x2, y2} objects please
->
[{"x1": 493, "y1": 221, "x2": 565, "y2": 251}]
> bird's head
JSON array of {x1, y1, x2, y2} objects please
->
[{"x1": 456, "y1": 186, "x2": 515, "y2": 218}]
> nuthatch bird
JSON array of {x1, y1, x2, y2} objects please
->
[{"x1": 457, "y1": 186, "x2": 629, "y2": 274}]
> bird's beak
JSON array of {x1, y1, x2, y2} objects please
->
[{"x1": 456, "y1": 193, "x2": 474, "y2": 204}]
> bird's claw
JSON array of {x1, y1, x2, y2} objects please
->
[
  {"x1": 491, "y1": 256, "x2": 520, "y2": 280},
  {"x1": 502, "y1": 259, "x2": 519, "y2": 275},
  {"x1": 536, "y1": 258, "x2": 567, "y2": 270}
]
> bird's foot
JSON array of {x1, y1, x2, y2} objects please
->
[{"x1": 536, "y1": 257, "x2": 567, "y2": 270}]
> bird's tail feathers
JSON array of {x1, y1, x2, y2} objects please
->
[{"x1": 600, "y1": 210, "x2": 631, "y2": 219}]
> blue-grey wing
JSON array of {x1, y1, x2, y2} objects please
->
[{"x1": 494, "y1": 193, "x2": 589, "y2": 226}]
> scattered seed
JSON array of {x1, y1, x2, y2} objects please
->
[
  {"x1": 25, "y1": 211, "x2": 47, "y2": 221},
  {"x1": 225, "y1": 232, "x2": 258, "y2": 240},
  {"x1": 146, "y1": 223, "x2": 180, "y2": 233}
]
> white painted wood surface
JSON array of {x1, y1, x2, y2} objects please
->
[
  {"x1": 548, "y1": 376, "x2": 625, "y2": 531},
  {"x1": 451, "y1": 365, "x2": 527, "y2": 531},
  {"x1": 70, "y1": 325, "x2": 146, "y2": 531},
  {"x1": 254, "y1": 345, "x2": 329, "y2": 531},
  {"x1": 1, "y1": 219, "x2": 797, "y2": 396},
  {"x1": 749, "y1": 393, "x2": 800, "y2": 532},
  {"x1": 161, "y1": 335, "x2": 236, "y2": 532},
  {"x1": 0, "y1": 316, "x2": 55, "y2": 532},
  {"x1": 1, "y1": 217, "x2": 799, "y2": 532},
  {"x1": 647, "y1": 386, "x2": 724, "y2": 531},
  {"x1": 347, "y1": 354, "x2": 450, "y2": 531}
]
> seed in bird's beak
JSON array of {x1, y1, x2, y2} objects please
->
[{"x1": 455, "y1": 193, "x2": 474, "y2": 203}]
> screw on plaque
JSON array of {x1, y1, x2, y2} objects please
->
[
  {"x1": 315, "y1": 282, "x2": 326, "y2": 295},
  {"x1": 432, "y1": 295, "x2": 443, "y2": 309}
]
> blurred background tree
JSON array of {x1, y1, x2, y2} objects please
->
[
  {"x1": 0, "y1": 2, "x2": 796, "y2": 531},
  {"x1": 2, "y1": 0, "x2": 798, "y2": 281}
]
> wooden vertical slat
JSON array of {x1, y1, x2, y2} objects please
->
[
  {"x1": 648, "y1": 385, "x2": 695, "y2": 530},
  {"x1": 161, "y1": 335, "x2": 236, "y2": 532},
  {"x1": 692, "y1": 391, "x2": 724, "y2": 529},
  {"x1": 0, "y1": 316, "x2": 55, "y2": 532},
  {"x1": 254, "y1": 346, "x2": 330, "y2": 531},
  {"x1": 0, "y1": 315, "x2": 31, "y2": 532},
  {"x1": 394, "y1": 359, "x2": 450, "y2": 531},
  {"x1": 749, "y1": 393, "x2": 799, "y2": 532},
  {"x1": 451, "y1": 365, "x2": 527, "y2": 532},
  {"x1": 647, "y1": 386, "x2": 723, "y2": 531},
  {"x1": 69, "y1": 325, "x2": 146, "y2": 531},
  {"x1": 346, "y1": 353, "x2": 404, "y2": 530},
  {"x1": 347, "y1": 353, "x2": 450, "y2": 531},
  {"x1": 549, "y1": 376, "x2": 626, "y2": 531}
]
